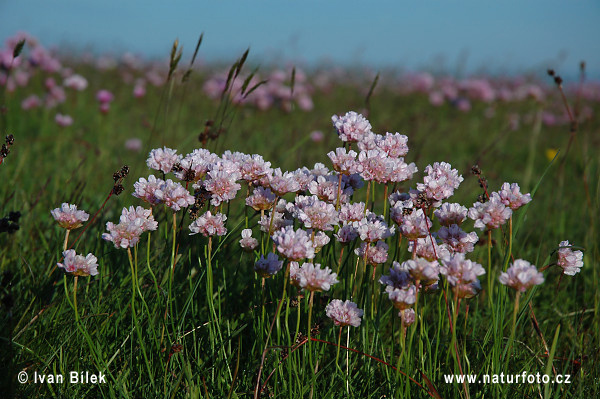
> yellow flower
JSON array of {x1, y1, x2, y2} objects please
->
[{"x1": 545, "y1": 148, "x2": 558, "y2": 162}]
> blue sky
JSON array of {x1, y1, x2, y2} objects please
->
[{"x1": 1, "y1": 0, "x2": 599, "y2": 78}]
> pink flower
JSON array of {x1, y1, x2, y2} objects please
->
[
  {"x1": 331, "y1": 111, "x2": 372, "y2": 143},
  {"x1": 308, "y1": 175, "x2": 353, "y2": 204},
  {"x1": 499, "y1": 259, "x2": 544, "y2": 292},
  {"x1": 63, "y1": 74, "x2": 88, "y2": 91},
  {"x1": 272, "y1": 226, "x2": 315, "y2": 261},
  {"x1": 404, "y1": 258, "x2": 440, "y2": 285},
  {"x1": 339, "y1": 202, "x2": 366, "y2": 223},
  {"x1": 269, "y1": 168, "x2": 301, "y2": 196},
  {"x1": 557, "y1": 240, "x2": 583, "y2": 276},
  {"x1": 334, "y1": 222, "x2": 359, "y2": 244},
  {"x1": 379, "y1": 261, "x2": 412, "y2": 289},
  {"x1": 154, "y1": 179, "x2": 195, "y2": 211},
  {"x1": 246, "y1": 187, "x2": 277, "y2": 211},
  {"x1": 357, "y1": 149, "x2": 393, "y2": 183},
  {"x1": 240, "y1": 229, "x2": 259, "y2": 252},
  {"x1": 238, "y1": 154, "x2": 272, "y2": 183},
  {"x1": 356, "y1": 214, "x2": 395, "y2": 242},
  {"x1": 55, "y1": 113, "x2": 73, "y2": 127},
  {"x1": 102, "y1": 221, "x2": 143, "y2": 249},
  {"x1": 125, "y1": 138, "x2": 143, "y2": 152},
  {"x1": 189, "y1": 211, "x2": 227, "y2": 237},
  {"x1": 377, "y1": 132, "x2": 409, "y2": 158},
  {"x1": 408, "y1": 237, "x2": 450, "y2": 261},
  {"x1": 310, "y1": 130, "x2": 324, "y2": 142},
  {"x1": 437, "y1": 224, "x2": 478, "y2": 254},
  {"x1": 119, "y1": 206, "x2": 158, "y2": 232},
  {"x1": 440, "y1": 253, "x2": 485, "y2": 295},
  {"x1": 386, "y1": 284, "x2": 417, "y2": 310},
  {"x1": 176, "y1": 149, "x2": 219, "y2": 182},
  {"x1": 496, "y1": 183, "x2": 531, "y2": 210},
  {"x1": 133, "y1": 175, "x2": 165, "y2": 206},
  {"x1": 146, "y1": 147, "x2": 181, "y2": 174},
  {"x1": 290, "y1": 195, "x2": 339, "y2": 231},
  {"x1": 400, "y1": 209, "x2": 431, "y2": 240},
  {"x1": 96, "y1": 89, "x2": 114, "y2": 103},
  {"x1": 203, "y1": 169, "x2": 241, "y2": 206},
  {"x1": 254, "y1": 253, "x2": 283, "y2": 277},
  {"x1": 58, "y1": 250, "x2": 99, "y2": 276},
  {"x1": 354, "y1": 241, "x2": 389, "y2": 266},
  {"x1": 293, "y1": 262, "x2": 338, "y2": 292},
  {"x1": 21, "y1": 95, "x2": 42, "y2": 110},
  {"x1": 468, "y1": 193, "x2": 512, "y2": 231},
  {"x1": 434, "y1": 203, "x2": 468, "y2": 226},
  {"x1": 51, "y1": 203, "x2": 89, "y2": 230},
  {"x1": 417, "y1": 162, "x2": 463, "y2": 203},
  {"x1": 400, "y1": 308, "x2": 416, "y2": 325},
  {"x1": 327, "y1": 148, "x2": 358, "y2": 175},
  {"x1": 325, "y1": 299, "x2": 364, "y2": 327}
]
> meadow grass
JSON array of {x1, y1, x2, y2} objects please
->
[{"x1": 0, "y1": 44, "x2": 598, "y2": 399}]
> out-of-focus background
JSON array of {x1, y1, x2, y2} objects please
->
[{"x1": 1, "y1": 0, "x2": 599, "y2": 78}]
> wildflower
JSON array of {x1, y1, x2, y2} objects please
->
[
  {"x1": 356, "y1": 214, "x2": 395, "y2": 242},
  {"x1": 387, "y1": 158, "x2": 418, "y2": 183},
  {"x1": 294, "y1": 262, "x2": 339, "y2": 292},
  {"x1": 259, "y1": 209, "x2": 293, "y2": 234},
  {"x1": 102, "y1": 220, "x2": 143, "y2": 249},
  {"x1": 377, "y1": 132, "x2": 409, "y2": 158},
  {"x1": 189, "y1": 211, "x2": 227, "y2": 237},
  {"x1": 386, "y1": 284, "x2": 417, "y2": 310},
  {"x1": 327, "y1": 148, "x2": 358, "y2": 175},
  {"x1": 240, "y1": 229, "x2": 259, "y2": 252},
  {"x1": 325, "y1": 299, "x2": 364, "y2": 327},
  {"x1": 51, "y1": 203, "x2": 89, "y2": 230},
  {"x1": 291, "y1": 195, "x2": 339, "y2": 231},
  {"x1": 57, "y1": 250, "x2": 99, "y2": 276},
  {"x1": 125, "y1": 138, "x2": 143, "y2": 152},
  {"x1": 357, "y1": 149, "x2": 393, "y2": 183},
  {"x1": 272, "y1": 226, "x2": 315, "y2": 261},
  {"x1": 238, "y1": 154, "x2": 272, "y2": 183},
  {"x1": 96, "y1": 89, "x2": 114, "y2": 103},
  {"x1": 246, "y1": 186, "x2": 277, "y2": 211},
  {"x1": 408, "y1": 237, "x2": 450, "y2": 261},
  {"x1": 404, "y1": 258, "x2": 440, "y2": 285},
  {"x1": 440, "y1": 253, "x2": 485, "y2": 298},
  {"x1": 468, "y1": 193, "x2": 512, "y2": 231},
  {"x1": 334, "y1": 222, "x2": 359, "y2": 244},
  {"x1": 355, "y1": 241, "x2": 389, "y2": 265},
  {"x1": 497, "y1": 182, "x2": 532, "y2": 210},
  {"x1": 399, "y1": 308, "x2": 416, "y2": 326},
  {"x1": 310, "y1": 130, "x2": 324, "y2": 142},
  {"x1": 380, "y1": 261, "x2": 412, "y2": 289},
  {"x1": 203, "y1": 169, "x2": 241, "y2": 206},
  {"x1": 339, "y1": 202, "x2": 366, "y2": 222},
  {"x1": 437, "y1": 224, "x2": 479, "y2": 253},
  {"x1": 176, "y1": 149, "x2": 219, "y2": 181},
  {"x1": 417, "y1": 162, "x2": 463, "y2": 203},
  {"x1": 55, "y1": 113, "x2": 73, "y2": 127},
  {"x1": 119, "y1": 206, "x2": 158, "y2": 232},
  {"x1": 400, "y1": 209, "x2": 431, "y2": 240},
  {"x1": 154, "y1": 179, "x2": 195, "y2": 211},
  {"x1": 499, "y1": 259, "x2": 544, "y2": 292},
  {"x1": 63, "y1": 74, "x2": 88, "y2": 91},
  {"x1": 557, "y1": 240, "x2": 584, "y2": 276},
  {"x1": 308, "y1": 175, "x2": 352, "y2": 204},
  {"x1": 269, "y1": 168, "x2": 300, "y2": 196},
  {"x1": 331, "y1": 111, "x2": 372, "y2": 143},
  {"x1": 434, "y1": 203, "x2": 468, "y2": 226},
  {"x1": 133, "y1": 175, "x2": 165, "y2": 206},
  {"x1": 146, "y1": 147, "x2": 181, "y2": 174},
  {"x1": 254, "y1": 253, "x2": 283, "y2": 278},
  {"x1": 311, "y1": 230, "x2": 331, "y2": 253}
]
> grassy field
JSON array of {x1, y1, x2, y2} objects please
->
[{"x1": 1, "y1": 37, "x2": 598, "y2": 398}]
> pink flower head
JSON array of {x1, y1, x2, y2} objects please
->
[
  {"x1": 254, "y1": 253, "x2": 283, "y2": 278},
  {"x1": 325, "y1": 299, "x2": 364, "y2": 327},
  {"x1": 327, "y1": 148, "x2": 358, "y2": 175},
  {"x1": 311, "y1": 230, "x2": 330, "y2": 253},
  {"x1": 400, "y1": 308, "x2": 416, "y2": 326},
  {"x1": 310, "y1": 130, "x2": 324, "y2": 142},
  {"x1": 557, "y1": 240, "x2": 584, "y2": 276},
  {"x1": 468, "y1": 193, "x2": 512, "y2": 231},
  {"x1": 203, "y1": 168, "x2": 241, "y2": 206},
  {"x1": 357, "y1": 149, "x2": 393, "y2": 183},
  {"x1": 96, "y1": 89, "x2": 114, "y2": 103},
  {"x1": 125, "y1": 138, "x2": 143, "y2": 152},
  {"x1": 272, "y1": 226, "x2": 315, "y2": 261},
  {"x1": 408, "y1": 237, "x2": 450, "y2": 262},
  {"x1": 239, "y1": 154, "x2": 272, "y2": 183},
  {"x1": 55, "y1": 113, "x2": 73, "y2": 127},
  {"x1": 119, "y1": 206, "x2": 158, "y2": 232},
  {"x1": 434, "y1": 203, "x2": 468, "y2": 226},
  {"x1": 417, "y1": 162, "x2": 463, "y2": 203},
  {"x1": 240, "y1": 229, "x2": 259, "y2": 252},
  {"x1": 290, "y1": 195, "x2": 339, "y2": 231},
  {"x1": 400, "y1": 209, "x2": 431, "y2": 240},
  {"x1": 63, "y1": 74, "x2": 88, "y2": 91},
  {"x1": 51, "y1": 203, "x2": 89, "y2": 230},
  {"x1": 440, "y1": 253, "x2": 485, "y2": 288},
  {"x1": 57, "y1": 250, "x2": 99, "y2": 277},
  {"x1": 354, "y1": 241, "x2": 389, "y2": 266},
  {"x1": 293, "y1": 262, "x2": 338, "y2": 292},
  {"x1": 189, "y1": 211, "x2": 227, "y2": 237},
  {"x1": 269, "y1": 168, "x2": 301, "y2": 196},
  {"x1": 499, "y1": 259, "x2": 544, "y2": 292},
  {"x1": 308, "y1": 175, "x2": 353, "y2": 204},
  {"x1": 404, "y1": 258, "x2": 440, "y2": 286},
  {"x1": 154, "y1": 179, "x2": 195, "y2": 211},
  {"x1": 356, "y1": 213, "x2": 395, "y2": 242},
  {"x1": 334, "y1": 222, "x2": 359, "y2": 244},
  {"x1": 246, "y1": 186, "x2": 277, "y2": 211},
  {"x1": 339, "y1": 202, "x2": 366, "y2": 223},
  {"x1": 386, "y1": 284, "x2": 417, "y2": 310},
  {"x1": 102, "y1": 220, "x2": 143, "y2": 249},
  {"x1": 379, "y1": 261, "x2": 412, "y2": 289},
  {"x1": 133, "y1": 175, "x2": 165, "y2": 206},
  {"x1": 377, "y1": 132, "x2": 409, "y2": 158},
  {"x1": 176, "y1": 149, "x2": 219, "y2": 182},
  {"x1": 146, "y1": 147, "x2": 181, "y2": 174},
  {"x1": 496, "y1": 182, "x2": 532, "y2": 210},
  {"x1": 437, "y1": 224, "x2": 479, "y2": 254},
  {"x1": 331, "y1": 111, "x2": 372, "y2": 143}
]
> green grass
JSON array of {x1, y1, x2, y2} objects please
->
[{"x1": 0, "y1": 51, "x2": 598, "y2": 398}]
